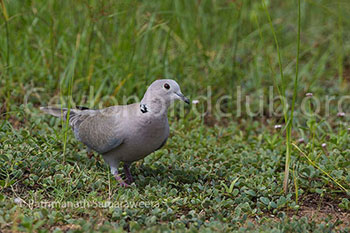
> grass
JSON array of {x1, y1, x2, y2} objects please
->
[
  {"x1": 262, "y1": 0, "x2": 301, "y2": 194},
  {"x1": 0, "y1": 0, "x2": 9, "y2": 74},
  {"x1": 261, "y1": 0, "x2": 299, "y2": 194},
  {"x1": 1, "y1": 0, "x2": 350, "y2": 232}
]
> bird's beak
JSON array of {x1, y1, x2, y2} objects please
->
[{"x1": 176, "y1": 92, "x2": 190, "y2": 104}]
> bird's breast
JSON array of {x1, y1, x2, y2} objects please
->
[{"x1": 117, "y1": 115, "x2": 169, "y2": 162}]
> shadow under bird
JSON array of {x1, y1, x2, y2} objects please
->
[{"x1": 40, "y1": 79, "x2": 190, "y2": 187}]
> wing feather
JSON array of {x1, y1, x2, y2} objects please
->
[
  {"x1": 41, "y1": 106, "x2": 127, "y2": 154},
  {"x1": 73, "y1": 108, "x2": 125, "y2": 154},
  {"x1": 76, "y1": 111, "x2": 124, "y2": 154}
]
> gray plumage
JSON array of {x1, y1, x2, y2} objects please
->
[{"x1": 40, "y1": 79, "x2": 189, "y2": 186}]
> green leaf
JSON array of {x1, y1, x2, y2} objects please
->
[{"x1": 260, "y1": 197, "x2": 270, "y2": 205}]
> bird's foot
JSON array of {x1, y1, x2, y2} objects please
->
[
  {"x1": 123, "y1": 163, "x2": 134, "y2": 185},
  {"x1": 87, "y1": 151, "x2": 94, "y2": 159},
  {"x1": 114, "y1": 172, "x2": 129, "y2": 187}
]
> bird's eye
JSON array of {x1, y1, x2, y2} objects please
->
[{"x1": 164, "y1": 83, "x2": 170, "y2": 90}]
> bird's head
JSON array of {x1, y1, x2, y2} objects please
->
[{"x1": 141, "y1": 79, "x2": 190, "y2": 114}]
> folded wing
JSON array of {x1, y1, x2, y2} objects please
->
[{"x1": 40, "y1": 106, "x2": 124, "y2": 154}]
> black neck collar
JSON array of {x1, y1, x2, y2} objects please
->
[{"x1": 140, "y1": 104, "x2": 148, "y2": 113}]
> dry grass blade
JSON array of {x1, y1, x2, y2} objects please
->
[{"x1": 292, "y1": 143, "x2": 348, "y2": 193}]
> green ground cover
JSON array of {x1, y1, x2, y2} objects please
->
[{"x1": 1, "y1": 0, "x2": 350, "y2": 232}]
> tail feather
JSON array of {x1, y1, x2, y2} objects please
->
[
  {"x1": 40, "y1": 107, "x2": 68, "y2": 118},
  {"x1": 40, "y1": 106, "x2": 90, "y2": 126},
  {"x1": 40, "y1": 106, "x2": 91, "y2": 140}
]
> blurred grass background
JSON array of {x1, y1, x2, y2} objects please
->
[
  {"x1": 1, "y1": 0, "x2": 349, "y2": 111},
  {"x1": 1, "y1": 0, "x2": 350, "y2": 232}
]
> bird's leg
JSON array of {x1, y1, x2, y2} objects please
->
[
  {"x1": 87, "y1": 151, "x2": 94, "y2": 159},
  {"x1": 114, "y1": 170, "x2": 128, "y2": 187},
  {"x1": 110, "y1": 166, "x2": 128, "y2": 187},
  {"x1": 123, "y1": 163, "x2": 134, "y2": 184},
  {"x1": 86, "y1": 148, "x2": 94, "y2": 159},
  {"x1": 105, "y1": 157, "x2": 128, "y2": 187}
]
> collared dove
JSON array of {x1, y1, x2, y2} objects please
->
[{"x1": 40, "y1": 79, "x2": 190, "y2": 187}]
